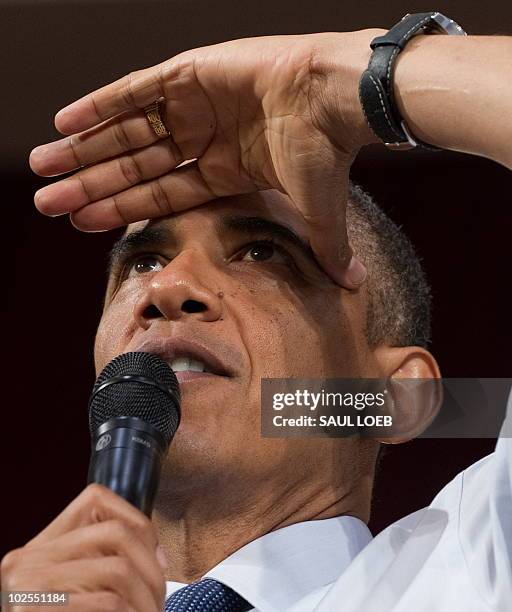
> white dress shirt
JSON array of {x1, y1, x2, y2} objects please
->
[
  {"x1": 166, "y1": 393, "x2": 511, "y2": 611},
  {"x1": 165, "y1": 516, "x2": 372, "y2": 610}
]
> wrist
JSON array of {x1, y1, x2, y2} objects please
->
[
  {"x1": 393, "y1": 34, "x2": 512, "y2": 166},
  {"x1": 393, "y1": 34, "x2": 454, "y2": 150},
  {"x1": 310, "y1": 29, "x2": 385, "y2": 152},
  {"x1": 358, "y1": 13, "x2": 469, "y2": 151}
]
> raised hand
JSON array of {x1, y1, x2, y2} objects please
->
[{"x1": 30, "y1": 31, "x2": 383, "y2": 287}]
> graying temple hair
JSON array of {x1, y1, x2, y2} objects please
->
[{"x1": 347, "y1": 183, "x2": 432, "y2": 348}]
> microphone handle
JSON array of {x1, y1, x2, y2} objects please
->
[{"x1": 88, "y1": 417, "x2": 166, "y2": 517}]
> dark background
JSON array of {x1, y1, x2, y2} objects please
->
[{"x1": 2, "y1": 0, "x2": 511, "y2": 557}]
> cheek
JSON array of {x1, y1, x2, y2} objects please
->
[
  {"x1": 232, "y1": 276, "x2": 355, "y2": 378},
  {"x1": 94, "y1": 285, "x2": 141, "y2": 374}
]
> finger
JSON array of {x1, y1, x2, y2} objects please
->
[
  {"x1": 30, "y1": 109, "x2": 167, "y2": 177},
  {"x1": 12, "y1": 557, "x2": 159, "y2": 612},
  {"x1": 302, "y1": 178, "x2": 367, "y2": 289},
  {"x1": 67, "y1": 591, "x2": 136, "y2": 612},
  {"x1": 27, "y1": 484, "x2": 158, "y2": 552},
  {"x1": 54, "y1": 63, "x2": 169, "y2": 135},
  {"x1": 34, "y1": 141, "x2": 184, "y2": 217},
  {"x1": 70, "y1": 160, "x2": 240, "y2": 231},
  {"x1": 308, "y1": 211, "x2": 367, "y2": 289},
  {"x1": 26, "y1": 521, "x2": 165, "y2": 609}
]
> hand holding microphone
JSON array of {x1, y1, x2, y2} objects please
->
[{"x1": 1, "y1": 352, "x2": 180, "y2": 611}]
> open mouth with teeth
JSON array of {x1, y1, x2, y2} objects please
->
[
  {"x1": 169, "y1": 357, "x2": 212, "y2": 374},
  {"x1": 128, "y1": 339, "x2": 234, "y2": 384},
  {"x1": 166, "y1": 355, "x2": 228, "y2": 384}
]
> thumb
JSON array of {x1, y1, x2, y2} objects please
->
[{"x1": 304, "y1": 180, "x2": 367, "y2": 289}]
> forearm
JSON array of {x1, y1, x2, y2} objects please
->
[
  {"x1": 394, "y1": 35, "x2": 512, "y2": 168},
  {"x1": 317, "y1": 31, "x2": 511, "y2": 168}
]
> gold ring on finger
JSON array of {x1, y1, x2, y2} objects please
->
[{"x1": 143, "y1": 98, "x2": 170, "y2": 139}]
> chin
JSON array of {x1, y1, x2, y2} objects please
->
[{"x1": 161, "y1": 428, "x2": 222, "y2": 482}]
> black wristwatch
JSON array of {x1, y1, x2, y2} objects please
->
[{"x1": 359, "y1": 12, "x2": 467, "y2": 151}]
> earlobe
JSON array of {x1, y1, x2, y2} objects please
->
[{"x1": 369, "y1": 346, "x2": 443, "y2": 444}]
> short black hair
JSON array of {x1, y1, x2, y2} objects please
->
[{"x1": 347, "y1": 183, "x2": 431, "y2": 348}]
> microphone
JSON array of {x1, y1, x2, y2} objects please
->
[{"x1": 87, "y1": 351, "x2": 181, "y2": 517}]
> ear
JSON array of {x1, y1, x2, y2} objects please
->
[{"x1": 369, "y1": 346, "x2": 443, "y2": 444}]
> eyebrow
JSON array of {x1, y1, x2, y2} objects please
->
[{"x1": 107, "y1": 215, "x2": 316, "y2": 277}]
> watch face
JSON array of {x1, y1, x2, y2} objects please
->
[{"x1": 430, "y1": 12, "x2": 467, "y2": 36}]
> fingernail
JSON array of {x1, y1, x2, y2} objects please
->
[
  {"x1": 156, "y1": 544, "x2": 167, "y2": 571},
  {"x1": 346, "y1": 255, "x2": 367, "y2": 286}
]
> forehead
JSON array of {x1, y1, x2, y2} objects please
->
[{"x1": 124, "y1": 190, "x2": 310, "y2": 241}]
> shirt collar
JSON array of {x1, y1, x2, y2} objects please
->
[{"x1": 165, "y1": 516, "x2": 372, "y2": 612}]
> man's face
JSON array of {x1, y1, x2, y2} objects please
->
[{"x1": 95, "y1": 190, "x2": 380, "y2": 508}]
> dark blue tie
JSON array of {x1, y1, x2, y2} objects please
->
[{"x1": 165, "y1": 578, "x2": 252, "y2": 611}]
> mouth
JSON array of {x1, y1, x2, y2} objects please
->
[
  {"x1": 127, "y1": 336, "x2": 235, "y2": 385},
  {"x1": 167, "y1": 356, "x2": 223, "y2": 384}
]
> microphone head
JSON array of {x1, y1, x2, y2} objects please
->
[{"x1": 89, "y1": 352, "x2": 181, "y2": 446}]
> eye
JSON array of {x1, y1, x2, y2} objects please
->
[
  {"x1": 241, "y1": 241, "x2": 287, "y2": 264},
  {"x1": 126, "y1": 255, "x2": 164, "y2": 278}
]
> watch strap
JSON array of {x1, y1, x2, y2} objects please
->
[{"x1": 359, "y1": 12, "x2": 466, "y2": 150}]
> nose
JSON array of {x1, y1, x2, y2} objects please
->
[{"x1": 133, "y1": 251, "x2": 223, "y2": 329}]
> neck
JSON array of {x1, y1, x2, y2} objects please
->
[{"x1": 153, "y1": 473, "x2": 373, "y2": 583}]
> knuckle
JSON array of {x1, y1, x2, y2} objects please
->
[
  {"x1": 107, "y1": 556, "x2": 132, "y2": 584},
  {"x1": 75, "y1": 175, "x2": 93, "y2": 203},
  {"x1": 118, "y1": 155, "x2": 142, "y2": 186},
  {"x1": 4, "y1": 570, "x2": 29, "y2": 592},
  {"x1": 113, "y1": 120, "x2": 132, "y2": 151},
  {"x1": 108, "y1": 519, "x2": 131, "y2": 543},
  {"x1": 89, "y1": 92, "x2": 102, "y2": 122},
  {"x1": 82, "y1": 483, "x2": 115, "y2": 517},
  {"x1": 155, "y1": 64, "x2": 166, "y2": 99},
  {"x1": 68, "y1": 134, "x2": 85, "y2": 167},
  {"x1": 1, "y1": 548, "x2": 23, "y2": 576},
  {"x1": 131, "y1": 510, "x2": 152, "y2": 534},
  {"x1": 150, "y1": 179, "x2": 172, "y2": 215},
  {"x1": 84, "y1": 483, "x2": 108, "y2": 506},
  {"x1": 166, "y1": 138, "x2": 185, "y2": 166},
  {"x1": 126, "y1": 513, "x2": 154, "y2": 546},
  {"x1": 121, "y1": 71, "x2": 138, "y2": 107},
  {"x1": 96, "y1": 592, "x2": 125, "y2": 612},
  {"x1": 111, "y1": 194, "x2": 130, "y2": 226}
]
